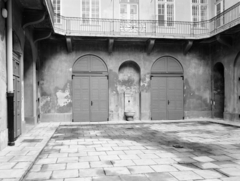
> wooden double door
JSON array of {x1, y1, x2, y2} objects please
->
[
  {"x1": 151, "y1": 76, "x2": 183, "y2": 120},
  {"x1": 72, "y1": 76, "x2": 108, "y2": 122}
]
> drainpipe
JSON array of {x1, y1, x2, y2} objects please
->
[{"x1": 6, "y1": 0, "x2": 15, "y2": 146}]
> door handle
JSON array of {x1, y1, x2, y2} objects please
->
[
  {"x1": 91, "y1": 101, "x2": 93, "y2": 106},
  {"x1": 168, "y1": 100, "x2": 170, "y2": 105}
]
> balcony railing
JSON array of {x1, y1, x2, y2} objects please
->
[{"x1": 45, "y1": 1, "x2": 240, "y2": 39}]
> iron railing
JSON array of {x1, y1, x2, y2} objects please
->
[{"x1": 45, "y1": 1, "x2": 240, "y2": 39}]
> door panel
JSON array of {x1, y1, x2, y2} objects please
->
[
  {"x1": 151, "y1": 76, "x2": 183, "y2": 120},
  {"x1": 73, "y1": 77, "x2": 90, "y2": 122},
  {"x1": 167, "y1": 77, "x2": 184, "y2": 120},
  {"x1": 151, "y1": 77, "x2": 167, "y2": 120},
  {"x1": 90, "y1": 77, "x2": 108, "y2": 122}
]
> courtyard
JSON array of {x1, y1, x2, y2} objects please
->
[{"x1": 19, "y1": 121, "x2": 240, "y2": 181}]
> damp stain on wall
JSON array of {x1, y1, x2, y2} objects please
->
[
  {"x1": 140, "y1": 74, "x2": 151, "y2": 92},
  {"x1": 184, "y1": 79, "x2": 211, "y2": 111},
  {"x1": 40, "y1": 96, "x2": 51, "y2": 113}
]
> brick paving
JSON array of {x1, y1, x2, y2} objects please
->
[{"x1": 1, "y1": 120, "x2": 240, "y2": 181}]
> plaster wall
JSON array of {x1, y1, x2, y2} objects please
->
[
  {"x1": 39, "y1": 39, "x2": 211, "y2": 122},
  {"x1": 0, "y1": 0, "x2": 8, "y2": 150}
]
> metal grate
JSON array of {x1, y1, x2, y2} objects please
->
[{"x1": 22, "y1": 139, "x2": 43, "y2": 143}]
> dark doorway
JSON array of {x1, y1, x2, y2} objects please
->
[{"x1": 212, "y1": 62, "x2": 225, "y2": 118}]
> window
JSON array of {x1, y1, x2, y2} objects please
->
[
  {"x1": 157, "y1": 0, "x2": 174, "y2": 27},
  {"x1": 192, "y1": 0, "x2": 208, "y2": 28},
  {"x1": 120, "y1": 1, "x2": 138, "y2": 20},
  {"x1": 215, "y1": 0, "x2": 223, "y2": 27},
  {"x1": 52, "y1": 0, "x2": 61, "y2": 24},
  {"x1": 119, "y1": 0, "x2": 139, "y2": 32},
  {"x1": 82, "y1": 0, "x2": 100, "y2": 24}
]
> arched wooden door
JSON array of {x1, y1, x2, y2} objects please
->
[
  {"x1": 151, "y1": 56, "x2": 184, "y2": 120},
  {"x1": 72, "y1": 55, "x2": 108, "y2": 122}
]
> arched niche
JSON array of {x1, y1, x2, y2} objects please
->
[
  {"x1": 73, "y1": 55, "x2": 108, "y2": 74},
  {"x1": 24, "y1": 37, "x2": 34, "y2": 122},
  {"x1": 212, "y1": 62, "x2": 225, "y2": 118},
  {"x1": 150, "y1": 56, "x2": 184, "y2": 120},
  {"x1": 118, "y1": 61, "x2": 141, "y2": 120}
]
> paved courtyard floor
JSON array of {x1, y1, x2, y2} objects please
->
[{"x1": 22, "y1": 121, "x2": 240, "y2": 181}]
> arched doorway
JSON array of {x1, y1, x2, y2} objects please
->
[
  {"x1": 118, "y1": 61, "x2": 141, "y2": 120},
  {"x1": 212, "y1": 62, "x2": 224, "y2": 118},
  {"x1": 235, "y1": 52, "x2": 240, "y2": 119},
  {"x1": 72, "y1": 55, "x2": 108, "y2": 122},
  {"x1": 151, "y1": 56, "x2": 184, "y2": 120}
]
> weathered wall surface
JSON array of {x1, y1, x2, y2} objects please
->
[
  {"x1": 210, "y1": 35, "x2": 240, "y2": 121},
  {"x1": 39, "y1": 38, "x2": 211, "y2": 122},
  {"x1": 0, "y1": 0, "x2": 8, "y2": 150}
]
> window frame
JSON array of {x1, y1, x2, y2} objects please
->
[
  {"x1": 191, "y1": 0, "x2": 208, "y2": 29},
  {"x1": 80, "y1": 0, "x2": 101, "y2": 25},
  {"x1": 51, "y1": 0, "x2": 62, "y2": 24},
  {"x1": 156, "y1": 0, "x2": 175, "y2": 27},
  {"x1": 119, "y1": 2, "x2": 139, "y2": 21}
]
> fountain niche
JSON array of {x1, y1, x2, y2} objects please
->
[{"x1": 118, "y1": 61, "x2": 140, "y2": 121}]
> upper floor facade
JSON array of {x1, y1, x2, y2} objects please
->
[{"x1": 46, "y1": 0, "x2": 240, "y2": 39}]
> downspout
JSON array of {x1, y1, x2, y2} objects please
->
[{"x1": 6, "y1": 0, "x2": 15, "y2": 146}]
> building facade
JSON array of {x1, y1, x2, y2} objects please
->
[
  {"x1": 40, "y1": 0, "x2": 240, "y2": 122},
  {"x1": 0, "y1": 0, "x2": 240, "y2": 150}
]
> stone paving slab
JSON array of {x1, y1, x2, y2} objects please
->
[{"x1": 1, "y1": 119, "x2": 240, "y2": 181}]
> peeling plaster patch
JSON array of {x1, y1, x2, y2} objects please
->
[
  {"x1": 109, "y1": 69, "x2": 118, "y2": 93},
  {"x1": 56, "y1": 83, "x2": 71, "y2": 107}
]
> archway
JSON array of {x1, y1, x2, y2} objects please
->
[
  {"x1": 234, "y1": 52, "x2": 240, "y2": 119},
  {"x1": 118, "y1": 61, "x2": 141, "y2": 120},
  {"x1": 212, "y1": 62, "x2": 225, "y2": 118},
  {"x1": 151, "y1": 56, "x2": 184, "y2": 120},
  {"x1": 24, "y1": 37, "x2": 35, "y2": 124},
  {"x1": 72, "y1": 55, "x2": 108, "y2": 122}
]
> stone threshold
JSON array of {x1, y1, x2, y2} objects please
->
[{"x1": 60, "y1": 118, "x2": 240, "y2": 128}]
